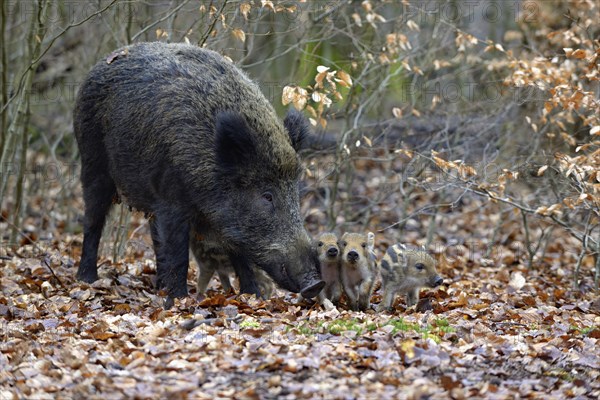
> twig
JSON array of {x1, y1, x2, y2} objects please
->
[
  {"x1": 311, "y1": 2, "x2": 346, "y2": 23},
  {"x1": 477, "y1": 184, "x2": 598, "y2": 248},
  {"x1": 1, "y1": 212, "x2": 68, "y2": 291},
  {"x1": 1, "y1": 0, "x2": 120, "y2": 114},
  {"x1": 451, "y1": 176, "x2": 596, "y2": 248},
  {"x1": 521, "y1": 210, "x2": 531, "y2": 262},
  {"x1": 379, "y1": 194, "x2": 467, "y2": 233},
  {"x1": 198, "y1": 0, "x2": 228, "y2": 47},
  {"x1": 539, "y1": 226, "x2": 556, "y2": 263},
  {"x1": 387, "y1": 152, "x2": 598, "y2": 250},
  {"x1": 563, "y1": 9, "x2": 599, "y2": 52},
  {"x1": 595, "y1": 236, "x2": 600, "y2": 291},
  {"x1": 0, "y1": 213, "x2": 45, "y2": 253},
  {"x1": 485, "y1": 210, "x2": 507, "y2": 258},
  {"x1": 521, "y1": 210, "x2": 538, "y2": 269},
  {"x1": 42, "y1": 257, "x2": 67, "y2": 290},
  {"x1": 574, "y1": 214, "x2": 591, "y2": 289},
  {"x1": 426, "y1": 190, "x2": 444, "y2": 247},
  {"x1": 131, "y1": 0, "x2": 192, "y2": 42}
]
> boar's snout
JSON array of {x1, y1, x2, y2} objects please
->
[
  {"x1": 347, "y1": 250, "x2": 359, "y2": 262},
  {"x1": 261, "y1": 241, "x2": 324, "y2": 298},
  {"x1": 299, "y1": 248, "x2": 325, "y2": 298},
  {"x1": 327, "y1": 247, "x2": 338, "y2": 257},
  {"x1": 300, "y1": 280, "x2": 326, "y2": 298},
  {"x1": 432, "y1": 277, "x2": 443, "y2": 287}
]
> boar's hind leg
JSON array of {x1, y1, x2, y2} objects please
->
[
  {"x1": 149, "y1": 218, "x2": 166, "y2": 288},
  {"x1": 228, "y1": 253, "x2": 261, "y2": 297},
  {"x1": 152, "y1": 208, "x2": 190, "y2": 300},
  {"x1": 77, "y1": 171, "x2": 116, "y2": 283}
]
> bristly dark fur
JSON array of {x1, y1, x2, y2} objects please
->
[{"x1": 74, "y1": 42, "x2": 324, "y2": 304}]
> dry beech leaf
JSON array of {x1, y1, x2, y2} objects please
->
[
  {"x1": 537, "y1": 165, "x2": 548, "y2": 176},
  {"x1": 337, "y1": 70, "x2": 353, "y2": 87},
  {"x1": 240, "y1": 3, "x2": 251, "y2": 19},
  {"x1": 232, "y1": 29, "x2": 246, "y2": 43},
  {"x1": 509, "y1": 272, "x2": 526, "y2": 291}
]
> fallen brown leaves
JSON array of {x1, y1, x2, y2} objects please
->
[{"x1": 1, "y1": 238, "x2": 599, "y2": 399}]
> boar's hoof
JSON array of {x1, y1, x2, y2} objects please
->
[
  {"x1": 76, "y1": 270, "x2": 98, "y2": 283},
  {"x1": 164, "y1": 296, "x2": 175, "y2": 310},
  {"x1": 416, "y1": 298, "x2": 434, "y2": 312},
  {"x1": 300, "y1": 280, "x2": 325, "y2": 299},
  {"x1": 376, "y1": 304, "x2": 392, "y2": 313}
]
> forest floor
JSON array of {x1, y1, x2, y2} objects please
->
[{"x1": 1, "y1": 160, "x2": 600, "y2": 399}]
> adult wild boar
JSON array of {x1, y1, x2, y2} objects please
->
[{"x1": 74, "y1": 42, "x2": 324, "y2": 304}]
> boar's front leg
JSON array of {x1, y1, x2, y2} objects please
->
[
  {"x1": 228, "y1": 252, "x2": 261, "y2": 297},
  {"x1": 357, "y1": 280, "x2": 373, "y2": 311},
  {"x1": 152, "y1": 208, "x2": 190, "y2": 304},
  {"x1": 376, "y1": 284, "x2": 396, "y2": 312},
  {"x1": 345, "y1": 285, "x2": 359, "y2": 311},
  {"x1": 330, "y1": 281, "x2": 342, "y2": 304},
  {"x1": 406, "y1": 288, "x2": 419, "y2": 308},
  {"x1": 254, "y1": 269, "x2": 274, "y2": 298}
]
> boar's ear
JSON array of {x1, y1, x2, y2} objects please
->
[
  {"x1": 215, "y1": 111, "x2": 257, "y2": 171},
  {"x1": 283, "y1": 109, "x2": 310, "y2": 152}
]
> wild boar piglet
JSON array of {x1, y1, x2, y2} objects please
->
[
  {"x1": 340, "y1": 232, "x2": 377, "y2": 311},
  {"x1": 315, "y1": 232, "x2": 342, "y2": 306},
  {"x1": 191, "y1": 236, "x2": 273, "y2": 298},
  {"x1": 377, "y1": 244, "x2": 443, "y2": 312}
]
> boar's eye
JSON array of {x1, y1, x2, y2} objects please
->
[
  {"x1": 361, "y1": 242, "x2": 366, "y2": 248},
  {"x1": 415, "y1": 263, "x2": 425, "y2": 271},
  {"x1": 318, "y1": 241, "x2": 323, "y2": 247},
  {"x1": 340, "y1": 241, "x2": 347, "y2": 247},
  {"x1": 262, "y1": 192, "x2": 273, "y2": 203}
]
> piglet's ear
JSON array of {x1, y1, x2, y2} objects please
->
[
  {"x1": 215, "y1": 111, "x2": 256, "y2": 171},
  {"x1": 283, "y1": 109, "x2": 310, "y2": 152}
]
